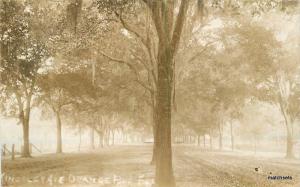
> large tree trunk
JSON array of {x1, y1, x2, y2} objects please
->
[
  {"x1": 55, "y1": 111, "x2": 62, "y2": 154},
  {"x1": 209, "y1": 134, "x2": 213, "y2": 150},
  {"x1": 90, "y1": 126, "x2": 95, "y2": 149},
  {"x1": 143, "y1": 1, "x2": 189, "y2": 186},
  {"x1": 99, "y1": 132, "x2": 104, "y2": 148},
  {"x1": 21, "y1": 102, "x2": 31, "y2": 157},
  {"x1": 278, "y1": 77, "x2": 295, "y2": 158},
  {"x1": 78, "y1": 125, "x2": 82, "y2": 152},
  {"x1": 111, "y1": 129, "x2": 115, "y2": 146},
  {"x1": 151, "y1": 96, "x2": 157, "y2": 165},
  {"x1": 155, "y1": 48, "x2": 175, "y2": 187},
  {"x1": 279, "y1": 101, "x2": 295, "y2": 159},
  {"x1": 106, "y1": 129, "x2": 110, "y2": 146},
  {"x1": 151, "y1": 122, "x2": 157, "y2": 165},
  {"x1": 285, "y1": 119, "x2": 295, "y2": 159},
  {"x1": 218, "y1": 123, "x2": 223, "y2": 150},
  {"x1": 21, "y1": 114, "x2": 31, "y2": 157},
  {"x1": 230, "y1": 122, "x2": 234, "y2": 151}
]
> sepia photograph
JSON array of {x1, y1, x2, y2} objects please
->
[{"x1": 0, "y1": 0, "x2": 300, "y2": 187}]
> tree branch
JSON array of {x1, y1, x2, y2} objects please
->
[
  {"x1": 115, "y1": 10, "x2": 158, "y2": 87},
  {"x1": 170, "y1": 0, "x2": 189, "y2": 55},
  {"x1": 142, "y1": 0, "x2": 164, "y2": 43},
  {"x1": 98, "y1": 51, "x2": 154, "y2": 93},
  {"x1": 187, "y1": 42, "x2": 215, "y2": 63},
  {"x1": 115, "y1": 11, "x2": 148, "y2": 48}
]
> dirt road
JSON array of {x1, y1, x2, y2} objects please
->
[{"x1": 2, "y1": 145, "x2": 300, "y2": 187}]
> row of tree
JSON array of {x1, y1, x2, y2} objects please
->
[{"x1": 1, "y1": 0, "x2": 299, "y2": 187}]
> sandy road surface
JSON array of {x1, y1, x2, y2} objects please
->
[
  {"x1": 173, "y1": 146, "x2": 300, "y2": 187},
  {"x1": 2, "y1": 145, "x2": 300, "y2": 187}
]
